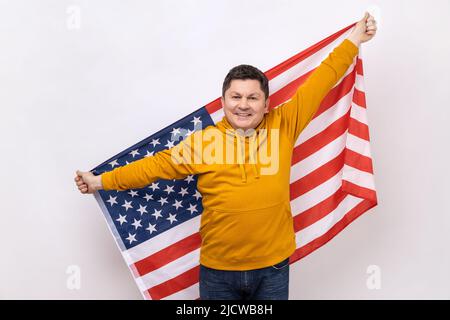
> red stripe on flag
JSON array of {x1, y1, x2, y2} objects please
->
[
  {"x1": 290, "y1": 150, "x2": 345, "y2": 200},
  {"x1": 348, "y1": 117, "x2": 370, "y2": 141},
  {"x1": 290, "y1": 198, "x2": 376, "y2": 263},
  {"x1": 342, "y1": 180, "x2": 377, "y2": 203},
  {"x1": 133, "y1": 233, "x2": 201, "y2": 277},
  {"x1": 293, "y1": 189, "x2": 347, "y2": 232},
  {"x1": 147, "y1": 265, "x2": 200, "y2": 300},
  {"x1": 353, "y1": 88, "x2": 366, "y2": 108},
  {"x1": 270, "y1": 61, "x2": 356, "y2": 116},
  {"x1": 344, "y1": 148, "x2": 374, "y2": 174},
  {"x1": 315, "y1": 68, "x2": 356, "y2": 117},
  {"x1": 356, "y1": 58, "x2": 364, "y2": 75},
  {"x1": 205, "y1": 98, "x2": 221, "y2": 115},
  {"x1": 291, "y1": 109, "x2": 350, "y2": 165},
  {"x1": 268, "y1": 70, "x2": 313, "y2": 109}
]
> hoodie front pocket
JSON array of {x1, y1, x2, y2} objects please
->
[{"x1": 200, "y1": 201, "x2": 295, "y2": 265}]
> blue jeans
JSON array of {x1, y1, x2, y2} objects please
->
[{"x1": 199, "y1": 258, "x2": 290, "y2": 300}]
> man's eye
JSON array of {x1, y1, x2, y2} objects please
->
[
  {"x1": 232, "y1": 96, "x2": 240, "y2": 99},
  {"x1": 249, "y1": 97, "x2": 256, "y2": 100}
]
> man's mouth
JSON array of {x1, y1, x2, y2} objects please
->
[{"x1": 234, "y1": 112, "x2": 252, "y2": 118}]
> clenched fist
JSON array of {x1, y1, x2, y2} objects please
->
[
  {"x1": 347, "y1": 12, "x2": 378, "y2": 46},
  {"x1": 75, "y1": 170, "x2": 103, "y2": 194}
]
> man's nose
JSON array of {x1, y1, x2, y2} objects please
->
[{"x1": 238, "y1": 98, "x2": 250, "y2": 109}]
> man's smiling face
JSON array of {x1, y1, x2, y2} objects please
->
[{"x1": 221, "y1": 79, "x2": 270, "y2": 131}]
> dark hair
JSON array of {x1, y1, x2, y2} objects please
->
[{"x1": 222, "y1": 64, "x2": 269, "y2": 100}]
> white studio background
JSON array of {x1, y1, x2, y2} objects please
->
[{"x1": 0, "y1": 0, "x2": 449, "y2": 299}]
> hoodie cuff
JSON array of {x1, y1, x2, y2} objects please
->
[
  {"x1": 101, "y1": 172, "x2": 114, "y2": 191},
  {"x1": 341, "y1": 38, "x2": 359, "y2": 57}
]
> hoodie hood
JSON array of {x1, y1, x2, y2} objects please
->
[{"x1": 215, "y1": 115, "x2": 268, "y2": 183}]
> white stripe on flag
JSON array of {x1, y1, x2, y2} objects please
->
[
  {"x1": 295, "y1": 89, "x2": 353, "y2": 146},
  {"x1": 342, "y1": 164, "x2": 376, "y2": 190},
  {"x1": 210, "y1": 108, "x2": 224, "y2": 125},
  {"x1": 350, "y1": 103, "x2": 368, "y2": 125},
  {"x1": 290, "y1": 170, "x2": 343, "y2": 216},
  {"x1": 355, "y1": 74, "x2": 365, "y2": 92},
  {"x1": 136, "y1": 248, "x2": 200, "y2": 291},
  {"x1": 296, "y1": 195, "x2": 364, "y2": 247},
  {"x1": 290, "y1": 132, "x2": 347, "y2": 183},
  {"x1": 163, "y1": 283, "x2": 199, "y2": 300},
  {"x1": 346, "y1": 133, "x2": 372, "y2": 158}
]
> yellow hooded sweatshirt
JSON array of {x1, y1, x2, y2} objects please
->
[{"x1": 101, "y1": 39, "x2": 359, "y2": 270}]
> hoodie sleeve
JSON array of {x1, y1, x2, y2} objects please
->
[
  {"x1": 101, "y1": 131, "x2": 202, "y2": 191},
  {"x1": 280, "y1": 39, "x2": 359, "y2": 143}
]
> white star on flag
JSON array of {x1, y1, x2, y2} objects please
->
[
  {"x1": 146, "y1": 223, "x2": 157, "y2": 234},
  {"x1": 150, "y1": 139, "x2": 160, "y2": 148},
  {"x1": 164, "y1": 185, "x2": 175, "y2": 195},
  {"x1": 129, "y1": 149, "x2": 140, "y2": 158},
  {"x1": 172, "y1": 199, "x2": 183, "y2": 210},
  {"x1": 166, "y1": 213, "x2": 177, "y2": 224},
  {"x1": 191, "y1": 116, "x2": 202, "y2": 127},
  {"x1": 165, "y1": 140, "x2": 175, "y2": 149},
  {"x1": 122, "y1": 200, "x2": 133, "y2": 211},
  {"x1": 128, "y1": 190, "x2": 139, "y2": 198},
  {"x1": 137, "y1": 205, "x2": 148, "y2": 215},
  {"x1": 108, "y1": 159, "x2": 119, "y2": 168},
  {"x1": 187, "y1": 204, "x2": 198, "y2": 214},
  {"x1": 193, "y1": 190, "x2": 202, "y2": 200},
  {"x1": 184, "y1": 175, "x2": 195, "y2": 184},
  {"x1": 106, "y1": 195, "x2": 118, "y2": 206},
  {"x1": 152, "y1": 209, "x2": 163, "y2": 220},
  {"x1": 126, "y1": 233, "x2": 137, "y2": 244},
  {"x1": 131, "y1": 218, "x2": 142, "y2": 230},
  {"x1": 157, "y1": 197, "x2": 168, "y2": 206},
  {"x1": 178, "y1": 187, "x2": 189, "y2": 197},
  {"x1": 149, "y1": 182, "x2": 159, "y2": 191},
  {"x1": 143, "y1": 193, "x2": 153, "y2": 201},
  {"x1": 116, "y1": 214, "x2": 127, "y2": 225}
]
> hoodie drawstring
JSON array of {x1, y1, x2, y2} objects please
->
[
  {"x1": 249, "y1": 134, "x2": 260, "y2": 180},
  {"x1": 235, "y1": 133, "x2": 247, "y2": 183},
  {"x1": 235, "y1": 130, "x2": 260, "y2": 183}
]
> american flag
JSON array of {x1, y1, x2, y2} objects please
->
[{"x1": 91, "y1": 22, "x2": 378, "y2": 300}]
